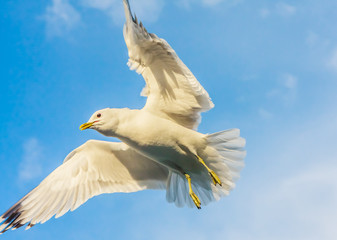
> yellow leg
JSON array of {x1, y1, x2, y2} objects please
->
[
  {"x1": 184, "y1": 173, "x2": 201, "y2": 209},
  {"x1": 196, "y1": 155, "x2": 222, "y2": 186}
]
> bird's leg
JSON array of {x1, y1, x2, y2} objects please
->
[
  {"x1": 196, "y1": 155, "x2": 222, "y2": 186},
  {"x1": 184, "y1": 173, "x2": 201, "y2": 209}
]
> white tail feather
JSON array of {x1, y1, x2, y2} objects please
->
[
  {"x1": 207, "y1": 129, "x2": 246, "y2": 183},
  {"x1": 166, "y1": 128, "x2": 246, "y2": 208}
]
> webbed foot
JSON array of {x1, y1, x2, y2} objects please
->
[
  {"x1": 209, "y1": 170, "x2": 222, "y2": 186},
  {"x1": 196, "y1": 155, "x2": 222, "y2": 186},
  {"x1": 190, "y1": 192, "x2": 201, "y2": 209},
  {"x1": 184, "y1": 173, "x2": 201, "y2": 209}
]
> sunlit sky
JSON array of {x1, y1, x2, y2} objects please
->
[{"x1": 1, "y1": 0, "x2": 337, "y2": 239}]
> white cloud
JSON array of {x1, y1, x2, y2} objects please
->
[
  {"x1": 267, "y1": 73, "x2": 298, "y2": 105},
  {"x1": 328, "y1": 47, "x2": 337, "y2": 71},
  {"x1": 177, "y1": 0, "x2": 193, "y2": 9},
  {"x1": 276, "y1": 2, "x2": 296, "y2": 16},
  {"x1": 306, "y1": 31, "x2": 319, "y2": 48},
  {"x1": 258, "y1": 108, "x2": 273, "y2": 120},
  {"x1": 131, "y1": 0, "x2": 165, "y2": 23},
  {"x1": 81, "y1": 0, "x2": 164, "y2": 24},
  {"x1": 259, "y1": 8, "x2": 270, "y2": 18},
  {"x1": 202, "y1": 0, "x2": 224, "y2": 6},
  {"x1": 81, "y1": 0, "x2": 115, "y2": 10},
  {"x1": 283, "y1": 73, "x2": 297, "y2": 89},
  {"x1": 259, "y1": 3, "x2": 296, "y2": 19},
  {"x1": 176, "y1": 0, "x2": 242, "y2": 9},
  {"x1": 81, "y1": 0, "x2": 122, "y2": 24},
  {"x1": 236, "y1": 95, "x2": 246, "y2": 103},
  {"x1": 18, "y1": 138, "x2": 43, "y2": 182},
  {"x1": 44, "y1": 0, "x2": 81, "y2": 38}
]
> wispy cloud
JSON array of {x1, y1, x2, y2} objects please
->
[
  {"x1": 259, "y1": 73, "x2": 297, "y2": 118},
  {"x1": 43, "y1": 0, "x2": 81, "y2": 38},
  {"x1": 327, "y1": 47, "x2": 337, "y2": 71},
  {"x1": 202, "y1": 0, "x2": 225, "y2": 6},
  {"x1": 18, "y1": 138, "x2": 43, "y2": 182},
  {"x1": 267, "y1": 73, "x2": 298, "y2": 105},
  {"x1": 131, "y1": 0, "x2": 165, "y2": 23},
  {"x1": 259, "y1": 8, "x2": 271, "y2": 18},
  {"x1": 81, "y1": 0, "x2": 121, "y2": 24},
  {"x1": 258, "y1": 108, "x2": 273, "y2": 120},
  {"x1": 305, "y1": 31, "x2": 319, "y2": 48},
  {"x1": 283, "y1": 73, "x2": 297, "y2": 89},
  {"x1": 176, "y1": 0, "x2": 242, "y2": 9},
  {"x1": 259, "y1": 2, "x2": 296, "y2": 18},
  {"x1": 276, "y1": 2, "x2": 296, "y2": 16},
  {"x1": 81, "y1": 0, "x2": 164, "y2": 24}
]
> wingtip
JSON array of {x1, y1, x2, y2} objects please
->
[
  {"x1": 123, "y1": 0, "x2": 134, "y2": 22},
  {"x1": 25, "y1": 223, "x2": 34, "y2": 230},
  {"x1": 0, "y1": 222, "x2": 8, "y2": 233}
]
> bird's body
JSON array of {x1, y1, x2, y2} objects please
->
[
  {"x1": 99, "y1": 108, "x2": 206, "y2": 173},
  {"x1": 82, "y1": 106, "x2": 245, "y2": 207},
  {"x1": 0, "y1": 0, "x2": 246, "y2": 235}
]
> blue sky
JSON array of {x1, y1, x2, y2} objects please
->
[{"x1": 1, "y1": 0, "x2": 337, "y2": 239}]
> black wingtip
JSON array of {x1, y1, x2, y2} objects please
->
[{"x1": 0, "y1": 202, "x2": 27, "y2": 234}]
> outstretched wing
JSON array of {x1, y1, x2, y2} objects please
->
[
  {"x1": 0, "y1": 140, "x2": 168, "y2": 234},
  {"x1": 123, "y1": 0, "x2": 214, "y2": 130}
]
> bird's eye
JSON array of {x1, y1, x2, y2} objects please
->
[{"x1": 97, "y1": 113, "x2": 102, "y2": 118}]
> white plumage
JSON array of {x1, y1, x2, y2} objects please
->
[{"x1": 0, "y1": 0, "x2": 246, "y2": 234}]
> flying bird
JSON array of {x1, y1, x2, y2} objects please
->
[{"x1": 0, "y1": 0, "x2": 246, "y2": 234}]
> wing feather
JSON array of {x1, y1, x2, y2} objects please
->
[
  {"x1": 0, "y1": 140, "x2": 168, "y2": 233},
  {"x1": 123, "y1": 0, "x2": 214, "y2": 130}
]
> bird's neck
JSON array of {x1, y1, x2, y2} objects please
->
[{"x1": 99, "y1": 108, "x2": 136, "y2": 138}]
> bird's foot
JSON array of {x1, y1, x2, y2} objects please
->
[
  {"x1": 185, "y1": 173, "x2": 201, "y2": 209},
  {"x1": 196, "y1": 155, "x2": 222, "y2": 186},
  {"x1": 209, "y1": 170, "x2": 222, "y2": 186},
  {"x1": 189, "y1": 192, "x2": 201, "y2": 209}
]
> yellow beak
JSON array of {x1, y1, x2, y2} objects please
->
[{"x1": 79, "y1": 122, "x2": 94, "y2": 131}]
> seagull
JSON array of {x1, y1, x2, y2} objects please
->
[{"x1": 0, "y1": 0, "x2": 246, "y2": 234}]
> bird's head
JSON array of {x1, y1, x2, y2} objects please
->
[{"x1": 79, "y1": 108, "x2": 119, "y2": 136}]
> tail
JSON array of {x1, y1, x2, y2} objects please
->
[
  {"x1": 166, "y1": 129, "x2": 246, "y2": 208},
  {"x1": 206, "y1": 128, "x2": 246, "y2": 183}
]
